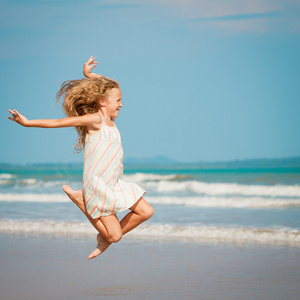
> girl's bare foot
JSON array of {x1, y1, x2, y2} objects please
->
[
  {"x1": 88, "y1": 233, "x2": 111, "y2": 260},
  {"x1": 62, "y1": 185, "x2": 83, "y2": 206}
]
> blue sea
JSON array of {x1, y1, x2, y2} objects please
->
[{"x1": 1, "y1": 163, "x2": 300, "y2": 246}]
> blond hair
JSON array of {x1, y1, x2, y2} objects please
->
[{"x1": 56, "y1": 77, "x2": 119, "y2": 152}]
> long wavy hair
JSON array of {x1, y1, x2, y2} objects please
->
[{"x1": 56, "y1": 76, "x2": 119, "y2": 152}]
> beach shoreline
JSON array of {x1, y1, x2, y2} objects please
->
[{"x1": 1, "y1": 233, "x2": 300, "y2": 300}]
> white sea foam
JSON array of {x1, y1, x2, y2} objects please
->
[
  {"x1": 0, "y1": 173, "x2": 16, "y2": 179},
  {"x1": 129, "y1": 224, "x2": 300, "y2": 246},
  {"x1": 0, "y1": 176, "x2": 72, "y2": 188},
  {"x1": 0, "y1": 193, "x2": 68, "y2": 203},
  {"x1": 146, "y1": 196, "x2": 300, "y2": 209},
  {"x1": 0, "y1": 173, "x2": 16, "y2": 185},
  {"x1": 19, "y1": 178, "x2": 38, "y2": 185},
  {"x1": 1, "y1": 193, "x2": 300, "y2": 209},
  {"x1": 0, "y1": 220, "x2": 92, "y2": 235},
  {"x1": 145, "y1": 180, "x2": 300, "y2": 197},
  {"x1": 0, "y1": 220, "x2": 299, "y2": 246},
  {"x1": 1, "y1": 172, "x2": 299, "y2": 199}
]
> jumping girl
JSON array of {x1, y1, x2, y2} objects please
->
[{"x1": 8, "y1": 56, "x2": 154, "y2": 259}]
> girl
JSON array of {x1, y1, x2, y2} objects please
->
[{"x1": 8, "y1": 56, "x2": 154, "y2": 260}]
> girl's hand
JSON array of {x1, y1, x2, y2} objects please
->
[
  {"x1": 83, "y1": 56, "x2": 99, "y2": 78},
  {"x1": 8, "y1": 109, "x2": 29, "y2": 127}
]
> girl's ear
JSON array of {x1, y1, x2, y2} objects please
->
[{"x1": 98, "y1": 98, "x2": 107, "y2": 107}]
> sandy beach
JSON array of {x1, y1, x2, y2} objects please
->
[{"x1": 1, "y1": 233, "x2": 299, "y2": 300}]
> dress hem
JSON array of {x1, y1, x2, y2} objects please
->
[{"x1": 90, "y1": 191, "x2": 147, "y2": 219}]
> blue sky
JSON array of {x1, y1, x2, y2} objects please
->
[{"x1": 1, "y1": 0, "x2": 300, "y2": 164}]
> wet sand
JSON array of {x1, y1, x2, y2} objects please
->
[{"x1": 0, "y1": 234, "x2": 300, "y2": 300}]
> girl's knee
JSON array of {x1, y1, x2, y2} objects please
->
[
  {"x1": 141, "y1": 204, "x2": 154, "y2": 221},
  {"x1": 107, "y1": 231, "x2": 122, "y2": 243},
  {"x1": 100, "y1": 214, "x2": 122, "y2": 243}
]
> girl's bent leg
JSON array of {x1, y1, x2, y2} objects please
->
[
  {"x1": 63, "y1": 185, "x2": 153, "y2": 236},
  {"x1": 63, "y1": 185, "x2": 123, "y2": 242},
  {"x1": 63, "y1": 186, "x2": 153, "y2": 259},
  {"x1": 63, "y1": 185, "x2": 123, "y2": 259},
  {"x1": 88, "y1": 198, "x2": 153, "y2": 260}
]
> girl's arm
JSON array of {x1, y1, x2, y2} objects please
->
[{"x1": 8, "y1": 109, "x2": 101, "y2": 128}]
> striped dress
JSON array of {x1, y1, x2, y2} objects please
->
[{"x1": 83, "y1": 121, "x2": 146, "y2": 218}]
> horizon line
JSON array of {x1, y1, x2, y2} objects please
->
[{"x1": 1, "y1": 155, "x2": 300, "y2": 167}]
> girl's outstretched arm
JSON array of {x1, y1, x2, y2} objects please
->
[{"x1": 8, "y1": 109, "x2": 101, "y2": 128}]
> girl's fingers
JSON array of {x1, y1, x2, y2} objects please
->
[
  {"x1": 8, "y1": 109, "x2": 19, "y2": 119},
  {"x1": 13, "y1": 109, "x2": 20, "y2": 117},
  {"x1": 8, "y1": 109, "x2": 24, "y2": 124},
  {"x1": 85, "y1": 57, "x2": 98, "y2": 67},
  {"x1": 85, "y1": 57, "x2": 93, "y2": 65},
  {"x1": 90, "y1": 56, "x2": 98, "y2": 63},
  {"x1": 88, "y1": 56, "x2": 95, "y2": 63},
  {"x1": 8, "y1": 109, "x2": 16, "y2": 117}
]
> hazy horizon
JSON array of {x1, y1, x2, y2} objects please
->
[{"x1": 1, "y1": 155, "x2": 300, "y2": 168}]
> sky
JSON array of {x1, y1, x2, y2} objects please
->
[{"x1": 1, "y1": 0, "x2": 300, "y2": 164}]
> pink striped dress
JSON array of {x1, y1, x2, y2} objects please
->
[{"x1": 83, "y1": 121, "x2": 146, "y2": 218}]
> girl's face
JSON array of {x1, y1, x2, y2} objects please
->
[{"x1": 102, "y1": 88, "x2": 123, "y2": 118}]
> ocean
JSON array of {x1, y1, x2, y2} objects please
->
[{"x1": 1, "y1": 163, "x2": 300, "y2": 247}]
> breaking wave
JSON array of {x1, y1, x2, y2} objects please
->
[
  {"x1": 1, "y1": 172, "x2": 299, "y2": 198},
  {"x1": 146, "y1": 196, "x2": 300, "y2": 209},
  {"x1": 0, "y1": 173, "x2": 16, "y2": 179},
  {"x1": 0, "y1": 220, "x2": 299, "y2": 246},
  {"x1": 0, "y1": 193, "x2": 68, "y2": 203},
  {"x1": 144, "y1": 180, "x2": 300, "y2": 197},
  {"x1": 1, "y1": 193, "x2": 300, "y2": 209}
]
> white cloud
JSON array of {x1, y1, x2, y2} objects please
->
[
  {"x1": 154, "y1": 0, "x2": 300, "y2": 33},
  {"x1": 155, "y1": 0, "x2": 281, "y2": 17}
]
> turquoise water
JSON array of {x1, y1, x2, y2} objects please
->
[{"x1": 0, "y1": 163, "x2": 300, "y2": 245}]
